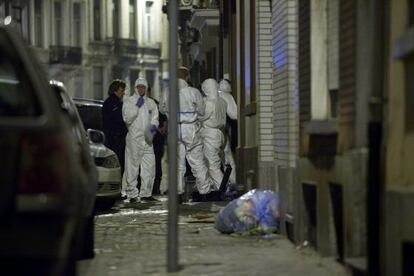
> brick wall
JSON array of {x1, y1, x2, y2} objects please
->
[
  {"x1": 328, "y1": 0, "x2": 339, "y2": 90},
  {"x1": 272, "y1": 0, "x2": 299, "y2": 167},
  {"x1": 338, "y1": 0, "x2": 356, "y2": 151},
  {"x1": 257, "y1": 0, "x2": 274, "y2": 164}
]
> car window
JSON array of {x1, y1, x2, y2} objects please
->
[
  {"x1": 76, "y1": 104, "x2": 103, "y2": 131},
  {"x1": 0, "y1": 48, "x2": 41, "y2": 117}
]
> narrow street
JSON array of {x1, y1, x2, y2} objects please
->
[{"x1": 78, "y1": 197, "x2": 347, "y2": 276}]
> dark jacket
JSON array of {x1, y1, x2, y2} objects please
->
[
  {"x1": 152, "y1": 98, "x2": 168, "y2": 146},
  {"x1": 102, "y1": 94, "x2": 128, "y2": 146}
]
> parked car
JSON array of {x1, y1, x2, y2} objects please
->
[
  {"x1": 0, "y1": 26, "x2": 96, "y2": 275},
  {"x1": 49, "y1": 80, "x2": 99, "y2": 202},
  {"x1": 73, "y1": 98, "x2": 122, "y2": 208}
]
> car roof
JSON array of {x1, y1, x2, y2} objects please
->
[{"x1": 73, "y1": 98, "x2": 103, "y2": 107}]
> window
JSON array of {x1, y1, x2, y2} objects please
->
[
  {"x1": 403, "y1": 242, "x2": 414, "y2": 276},
  {"x1": 34, "y1": 0, "x2": 43, "y2": 47},
  {"x1": 11, "y1": 5, "x2": 29, "y2": 40},
  {"x1": 409, "y1": 0, "x2": 414, "y2": 27},
  {"x1": 93, "y1": 67, "x2": 104, "y2": 100},
  {"x1": 129, "y1": 0, "x2": 136, "y2": 39},
  {"x1": 74, "y1": 73, "x2": 83, "y2": 98},
  {"x1": 130, "y1": 69, "x2": 140, "y2": 94},
  {"x1": 327, "y1": 0, "x2": 339, "y2": 119},
  {"x1": 54, "y1": 1, "x2": 63, "y2": 45},
  {"x1": 112, "y1": 0, "x2": 118, "y2": 38},
  {"x1": 405, "y1": 56, "x2": 414, "y2": 132},
  {"x1": 73, "y1": 3, "x2": 81, "y2": 47},
  {"x1": 145, "y1": 1, "x2": 153, "y2": 43},
  {"x1": 0, "y1": 2, "x2": 6, "y2": 19},
  {"x1": 329, "y1": 89, "x2": 338, "y2": 118},
  {"x1": 93, "y1": 0, "x2": 101, "y2": 40},
  {"x1": 145, "y1": 70, "x2": 155, "y2": 90}
]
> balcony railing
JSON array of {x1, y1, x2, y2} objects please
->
[
  {"x1": 163, "y1": 0, "x2": 219, "y2": 13},
  {"x1": 180, "y1": 0, "x2": 218, "y2": 9},
  {"x1": 114, "y1": 38, "x2": 138, "y2": 57},
  {"x1": 49, "y1": 46, "x2": 82, "y2": 65}
]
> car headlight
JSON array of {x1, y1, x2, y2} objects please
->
[{"x1": 95, "y1": 155, "x2": 120, "y2": 168}]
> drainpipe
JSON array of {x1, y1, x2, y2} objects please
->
[
  {"x1": 167, "y1": 0, "x2": 179, "y2": 273},
  {"x1": 367, "y1": 0, "x2": 385, "y2": 275}
]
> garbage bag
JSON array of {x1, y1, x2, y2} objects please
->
[{"x1": 215, "y1": 189, "x2": 280, "y2": 234}]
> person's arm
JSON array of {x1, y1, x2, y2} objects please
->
[
  {"x1": 198, "y1": 99, "x2": 213, "y2": 122},
  {"x1": 226, "y1": 94, "x2": 238, "y2": 120},
  {"x1": 122, "y1": 96, "x2": 139, "y2": 126},
  {"x1": 150, "y1": 100, "x2": 160, "y2": 128},
  {"x1": 194, "y1": 89, "x2": 206, "y2": 117}
]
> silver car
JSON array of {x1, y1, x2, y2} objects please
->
[{"x1": 74, "y1": 99, "x2": 122, "y2": 208}]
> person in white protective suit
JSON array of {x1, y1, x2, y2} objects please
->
[
  {"x1": 122, "y1": 77, "x2": 159, "y2": 203},
  {"x1": 177, "y1": 77, "x2": 219, "y2": 197},
  {"x1": 199, "y1": 79, "x2": 228, "y2": 190},
  {"x1": 218, "y1": 79, "x2": 237, "y2": 186},
  {"x1": 159, "y1": 68, "x2": 217, "y2": 200}
]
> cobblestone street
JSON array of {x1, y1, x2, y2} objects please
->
[{"x1": 77, "y1": 197, "x2": 347, "y2": 276}]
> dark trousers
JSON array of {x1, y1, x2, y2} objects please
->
[{"x1": 152, "y1": 141, "x2": 164, "y2": 194}]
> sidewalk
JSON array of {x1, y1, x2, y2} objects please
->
[{"x1": 78, "y1": 197, "x2": 348, "y2": 276}]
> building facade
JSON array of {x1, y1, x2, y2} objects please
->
[
  {"x1": 173, "y1": 0, "x2": 414, "y2": 275},
  {"x1": 0, "y1": 0, "x2": 168, "y2": 101}
]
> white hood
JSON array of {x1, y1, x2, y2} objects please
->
[
  {"x1": 218, "y1": 79, "x2": 231, "y2": 94},
  {"x1": 201, "y1": 78, "x2": 219, "y2": 99},
  {"x1": 178, "y1": 79, "x2": 189, "y2": 90},
  {"x1": 134, "y1": 77, "x2": 148, "y2": 94}
]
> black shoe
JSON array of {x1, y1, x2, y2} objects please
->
[
  {"x1": 201, "y1": 194, "x2": 208, "y2": 202},
  {"x1": 218, "y1": 165, "x2": 232, "y2": 200},
  {"x1": 120, "y1": 194, "x2": 127, "y2": 200},
  {"x1": 123, "y1": 197, "x2": 139, "y2": 204},
  {"x1": 141, "y1": 196, "x2": 159, "y2": 202},
  {"x1": 219, "y1": 165, "x2": 232, "y2": 194},
  {"x1": 178, "y1": 194, "x2": 184, "y2": 204}
]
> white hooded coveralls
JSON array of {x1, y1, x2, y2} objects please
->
[
  {"x1": 177, "y1": 79, "x2": 218, "y2": 195},
  {"x1": 159, "y1": 80, "x2": 216, "y2": 194},
  {"x1": 122, "y1": 78, "x2": 159, "y2": 199},
  {"x1": 218, "y1": 79, "x2": 237, "y2": 185},
  {"x1": 200, "y1": 79, "x2": 228, "y2": 190}
]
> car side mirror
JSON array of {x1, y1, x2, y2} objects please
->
[{"x1": 87, "y1": 129, "x2": 105, "y2": 144}]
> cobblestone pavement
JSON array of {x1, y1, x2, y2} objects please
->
[{"x1": 78, "y1": 197, "x2": 348, "y2": 276}]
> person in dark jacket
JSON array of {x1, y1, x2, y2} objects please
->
[
  {"x1": 102, "y1": 79, "x2": 128, "y2": 178},
  {"x1": 147, "y1": 86, "x2": 168, "y2": 195}
]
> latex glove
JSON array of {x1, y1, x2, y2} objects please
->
[
  {"x1": 136, "y1": 96, "x2": 144, "y2": 108},
  {"x1": 145, "y1": 124, "x2": 157, "y2": 145},
  {"x1": 150, "y1": 124, "x2": 158, "y2": 134}
]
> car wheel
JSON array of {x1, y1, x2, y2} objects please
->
[
  {"x1": 79, "y1": 216, "x2": 95, "y2": 260},
  {"x1": 95, "y1": 197, "x2": 116, "y2": 210}
]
